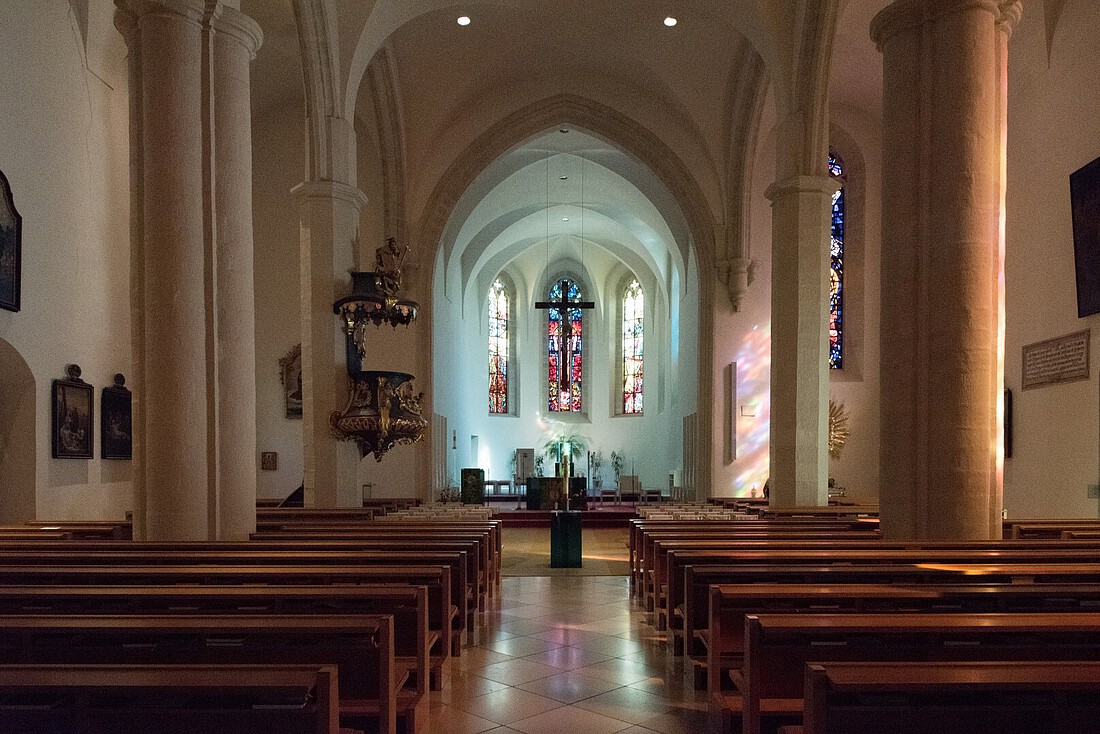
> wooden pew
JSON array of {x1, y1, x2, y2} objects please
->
[
  {"x1": 0, "y1": 537, "x2": 489, "y2": 626},
  {"x1": 750, "y1": 505, "x2": 878, "y2": 518},
  {"x1": 1003, "y1": 518, "x2": 1100, "y2": 539},
  {"x1": 0, "y1": 664, "x2": 339, "y2": 734},
  {"x1": 24, "y1": 519, "x2": 133, "y2": 540},
  {"x1": 280, "y1": 520, "x2": 503, "y2": 582},
  {"x1": 0, "y1": 614, "x2": 397, "y2": 734},
  {"x1": 628, "y1": 518, "x2": 880, "y2": 592},
  {"x1": 706, "y1": 581, "x2": 1100, "y2": 695},
  {"x1": 0, "y1": 563, "x2": 459, "y2": 662},
  {"x1": 634, "y1": 526, "x2": 880, "y2": 600},
  {"x1": 252, "y1": 526, "x2": 500, "y2": 598},
  {"x1": 0, "y1": 547, "x2": 476, "y2": 649},
  {"x1": 800, "y1": 661, "x2": 1100, "y2": 734},
  {"x1": 647, "y1": 534, "x2": 882, "y2": 615},
  {"x1": 0, "y1": 583, "x2": 435, "y2": 696},
  {"x1": 664, "y1": 541, "x2": 1100, "y2": 648},
  {"x1": 735, "y1": 612, "x2": 1100, "y2": 734},
  {"x1": 659, "y1": 544, "x2": 1100, "y2": 638}
]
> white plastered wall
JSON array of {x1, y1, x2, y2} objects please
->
[
  {"x1": 0, "y1": 0, "x2": 132, "y2": 520},
  {"x1": 252, "y1": 100, "x2": 306, "y2": 502},
  {"x1": 1004, "y1": 0, "x2": 1100, "y2": 519}
]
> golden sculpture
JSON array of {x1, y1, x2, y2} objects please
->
[{"x1": 828, "y1": 399, "x2": 850, "y2": 460}]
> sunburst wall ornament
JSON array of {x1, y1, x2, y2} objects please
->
[{"x1": 828, "y1": 399, "x2": 850, "y2": 460}]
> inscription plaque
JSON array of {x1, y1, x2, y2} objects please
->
[{"x1": 1022, "y1": 330, "x2": 1090, "y2": 390}]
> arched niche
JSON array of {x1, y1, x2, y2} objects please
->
[{"x1": 0, "y1": 338, "x2": 35, "y2": 521}]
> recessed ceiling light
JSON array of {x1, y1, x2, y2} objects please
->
[
  {"x1": 457, "y1": 16, "x2": 471, "y2": 26},
  {"x1": 559, "y1": 129, "x2": 570, "y2": 134},
  {"x1": 560, "y1": 176, "x2": 568, "y2": 180},
  {"x1": 562, "y1": 217, "x2": 569, "y2": 221},
  {"x1": 664, "y1": 16, "x2": 677, "y2": 27}
]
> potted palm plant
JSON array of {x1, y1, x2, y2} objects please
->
[{"x1": 540, "y1": 430, "x2": 589, "y2": 476}]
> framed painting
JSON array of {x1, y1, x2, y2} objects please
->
[
  {"x1": 53, "y1": 365, "x2": 93, "y2": 459},
  {"x1": 101, "y1": 373, "x2": 132, "y2": 460},
  {"x1": 279, "y1": 343, "x2": 303, "y2": 418},
  {"x1": 0, "y1": 168, "x2": 21, "y2": 312}
]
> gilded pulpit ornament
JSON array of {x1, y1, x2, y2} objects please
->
[{"x1": 330, "y1": 239, "x2": 427, "y2": 461}]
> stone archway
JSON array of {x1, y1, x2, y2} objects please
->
[
  {"x1": 0, "y1": 338, "x2": 35, "y2": 521},
  {"x1": 418, "y1": 96, "x2": 719, "y2": 496}
]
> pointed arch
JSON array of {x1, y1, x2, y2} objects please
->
[
  {"x1": 422, "y1": 94, "x2": 717, "y2": 496},
  {"x1": 417, "y1": 94, "x2": 717, "y2": 271}
]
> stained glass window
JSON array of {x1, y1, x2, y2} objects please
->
[
  {"x1": 622, "y1": 279, "x2": 644, "y2": 414},
  {"x1": 488, "y1": 279, "x2": 509, "y2": 414},
  {"x1": 828, "y1": 151, "x2": 846, "y2": 370},
  {"x1": 548, "y1": 277, "x2": 583, "y2": 412}
]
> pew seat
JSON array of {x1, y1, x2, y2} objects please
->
[
  {"x1": 0, "y1": 664, "x2": 339, "y2": 734},
  {"x1": 801, "y1": 661, "x2": 1100, "y2": 734},
  {"x1": 0, "y1": 614, "x2": 399, "y2": 734}
]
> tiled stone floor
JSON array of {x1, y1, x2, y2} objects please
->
[{"x1": 422, "y1": 575, "x2": 711, "y2": 733}]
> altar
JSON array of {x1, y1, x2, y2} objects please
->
[{"x1": 525, "y1": 477, "x2": 587, "y2": 510}]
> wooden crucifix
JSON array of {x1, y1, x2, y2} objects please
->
[{"x1": 536, "y1": 280, "x2": 595, "y2": 405}]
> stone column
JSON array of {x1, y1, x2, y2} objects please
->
[
  {"x1": 115, "y1": 0, "x2": 262, "y2": 540},
  {"x1": 211, "y1": 5, "x2": 262, "y2": 539},
  {"x1": 292, "y1": 179, "x2": 366, "y2": 508},
  {"x1": 872, "y1": 0, "x2": 1019, "y2": 539},
  {"x1": 766, "y1": 175, "x2": 839, "y2": 508}
]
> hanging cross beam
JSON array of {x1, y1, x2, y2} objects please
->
[{"x1": 536, "y1": 284, "x2": 594, "y2": 402}]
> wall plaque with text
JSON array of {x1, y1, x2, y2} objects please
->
[{"x1": 1022, "y1": 330, "x2": 1090, "y2": 390}]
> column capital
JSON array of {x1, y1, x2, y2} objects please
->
[
  {"x1": 870, "y1": 0, "x2": 1001, "y2": 50},
  {"x1": 764, "y1": 174, "x2": 840, "y2": 204},
  {"x1": 996, "y1": 1, "x2": 1023, "y2": 38},
  {"x1": 291, "y1": 180, "x2": 369, "y2": 210},
  {"x1": 209, "y1": 3, "x2": 263, "y2": 56},
  {"x1": 114, "y1": 1, "x2": 262, "y2": 56}
]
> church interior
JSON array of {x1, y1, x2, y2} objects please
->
[{"x1": 1, "y1": 0, "x2": 1100, "y2": 732}]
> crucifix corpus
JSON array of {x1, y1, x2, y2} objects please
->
[{"x1": 536, "y1": 285, "x2": 595, "y2": 406}]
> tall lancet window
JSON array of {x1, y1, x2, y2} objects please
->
[
  {"x1": 488, "y1": 279, "x2": 509, "y2": 414},
  {"x1": 622, "y1": 279, "x2": 644, "y2": 414},
  {"x1": 547, "y1": 277, "x2": 583, "y2": 412},
  {"x1": 828, "y1": 151, "x2": 846, "y2": 369}
]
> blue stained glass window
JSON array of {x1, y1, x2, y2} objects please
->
[
  {"x1": 548, "y1": 278, "x2": 583, "y2": 412},
  {"x1": 829, "y1": 151, "x2": 846, "y2": 369},
  {"x1": 622, "y1": 279, "x2": 643, "y2": 414},
  {"x1": 488, "y1": 279, "x2": 509, "y2": 413}
]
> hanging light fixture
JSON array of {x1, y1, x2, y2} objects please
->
[{"x1": 330, "y1": 238, "x2": 427, "y2": 461}]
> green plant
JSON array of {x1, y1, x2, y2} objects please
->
[
  {"x1": 610, "y1": 451, "x2": 624, "y2": 483},
  {"x1": 540, "y1": 430, "x2": 589, "y2": 466},
  {"x1": 590, "y1": 450, "x2": 603, "y2": 486}
]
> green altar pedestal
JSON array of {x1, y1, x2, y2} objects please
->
[
  {"x1": 526, "y1": 477, "x2": 586, "y2": 510},
  {"x1": 550, "y1": 510, "x2": 582, "y2": 568}
]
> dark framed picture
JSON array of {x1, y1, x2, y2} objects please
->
[
  {"x1": 0, "y1": 168, "x2": 21, "y2": 312},
  {"x1": 101, "y1": 374, "x2": 132, "y2": 460},
  {"x1": 261, "y1": 451, "x2": 278, "y2": 471},
  {"x1": 52, "y1": 366, "x2": 93, "y2": 459},
  {"x1": 279, "y1": 343, "x2": 303, "y2": 418}
]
